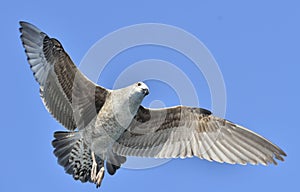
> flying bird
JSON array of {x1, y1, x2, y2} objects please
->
[{"x1": 19, "y1": 21, "x2": 286, "y2": 188}]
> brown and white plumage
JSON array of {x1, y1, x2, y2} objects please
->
[
  {"x1": 20, "y1": 21, "x2": 286, "y2": 189},
  {"x1": 20, "y1": 21, "x2": 110, "y2": 187},
  {"x1": 20, "y1": 21, "x2": 108, "y2": 130},
  {"x1": 114, "y1": 106, "x2": 286, "y2": 165}
]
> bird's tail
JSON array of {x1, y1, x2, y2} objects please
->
[{"x1": 52, "y1": 131, "x2": 104, "y2": 183}]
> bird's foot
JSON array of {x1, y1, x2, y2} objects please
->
[
  {"x1": 95, "y1": 167, "x2": 105, "y2": 188},
  {"x1": 91, "y1": 151, "x2": 98, "y2": 182},
  {"x1": 90, "y1": 151, "x2": 105, "y2": 188}
]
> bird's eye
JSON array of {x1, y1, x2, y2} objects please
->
[{"x1": 137, "y1": 82, "x2": 142, "y2": 86}]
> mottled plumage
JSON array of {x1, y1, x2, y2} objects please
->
[{"x1": 19, "y1": 21, "x2": 286, "y2": 189}]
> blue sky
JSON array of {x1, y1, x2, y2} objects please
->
[{"x1": 1, "y1": 0, "x2": 299, "y2": 191}]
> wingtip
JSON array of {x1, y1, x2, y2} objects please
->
[
  {"x1": 275, "y1": 154, "x2": 285, "y2": 162},
  {"x1": 19, "y1": 21, "x2": 31, "y2": 26},
  {"x1": 19, "y1": 21, "x2": 24, "y2": 33},
  {"x1": 18, "y1": 21, "x2": 42, "y2": 34},
  {"x1": 19, "y1": 21, "x2": 30, "y2": 35},
  {"x1": 274, "y1": 146, "x2": 287, "y2": 162},
  {"x1": 281, "y1": 150, "x2": 287, "y2": 157},
  {"x1": 19, "y1": 21, "x2": 28, "y2": 29}
]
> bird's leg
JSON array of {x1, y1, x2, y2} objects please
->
[
  {"x1": 95, "y1": 167, "x2": 105, "y2": 188},
  {"x1": 90, "y1": 151, "x2": 105, "y2": 188},
  {"x1": 91, "y1": 151, "x2": 98, "y2": 182}
]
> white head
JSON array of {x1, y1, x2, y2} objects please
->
[
  {"x1": 129, "y1": 81, "x2": 149, "y2": 100},
  {"x1": 125, "y1": 82, "x2": 149, "y2": 111}
]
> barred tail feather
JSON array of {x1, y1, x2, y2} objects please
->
[{"x1": 52, "y1": 131, "x2": 104, "y2": 183}]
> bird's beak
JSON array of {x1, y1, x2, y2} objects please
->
[{"x1": 143, "y1": 88, "x2": 149, "y2": 96}]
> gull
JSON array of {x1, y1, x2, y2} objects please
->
[{"x1": 19, "y1": 21, "x2": 286, "y2": 188}]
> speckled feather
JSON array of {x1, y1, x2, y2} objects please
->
[{"x1": 20, "y1": 21, "x2": 287, "y2": 189}]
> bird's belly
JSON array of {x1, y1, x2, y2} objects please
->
[{"x1": 83, "y1": 118, "x2": 127, "y2": 158}]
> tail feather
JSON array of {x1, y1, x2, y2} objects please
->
[
  {"x1": 106, "y1": 151, "x2": 126, "y2": 175},
  {"x1": 53, "y1": 131, "x2": 80, "y2": 168},
  {"x1": 52, "y1": 131, "x2": 104, "y2": 183}
]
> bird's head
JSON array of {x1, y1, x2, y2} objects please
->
[
  {"x1": 133, "y1": 81, "x2": 149, "y2": 97},
  {"x1": 111, "y1": 81, "x2": 149, "y2": 111},
  {"x1": 125, "y1": 81, "x2": 149, "y2": 112}
]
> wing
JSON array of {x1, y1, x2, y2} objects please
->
[
  {"x1": 20, "y1": 21, "x2": 109, "y2": 130},
  {"x1": 113, "y1": 106, "x2": 287, "y2": 165}
]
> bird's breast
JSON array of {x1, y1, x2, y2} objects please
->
[{"x1": 82, "y1": 105, "x2": 134, "y2": 156}]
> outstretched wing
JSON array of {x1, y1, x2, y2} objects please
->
[
  {"x1": 113, "y1": 106, "x2": 286, "y2": 165},
  {"x1": 20, "y1": 21, "x2": 109, "y2": 130}
]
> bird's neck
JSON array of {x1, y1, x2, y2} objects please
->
[{"x1": 107, "y1": 91, "x2": 142, "y2": 129}]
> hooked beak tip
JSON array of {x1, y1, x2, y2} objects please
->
[{"x1": 143, "y1": 88, "x2": 149, "y2": 96}]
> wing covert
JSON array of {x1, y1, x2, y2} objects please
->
[
  {"x1": 20, "y1": 21, "x2": 109, "y2": 130},
  {"x1": 113, "y1": 106, "x2": 286, "y2": 165}
]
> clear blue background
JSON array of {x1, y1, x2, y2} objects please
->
[{"x1": 0, "y1": 0, "x2": 298, "y2": 191}]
